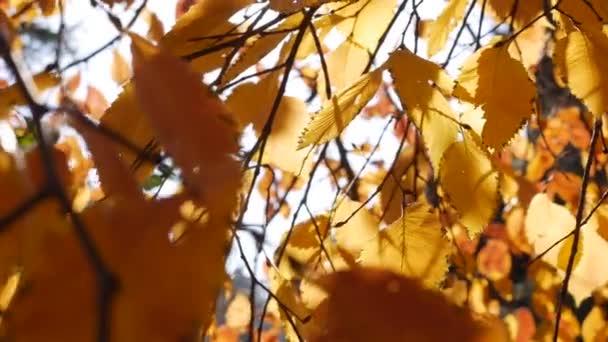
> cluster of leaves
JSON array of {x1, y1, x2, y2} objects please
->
[{"x1": 0, "y1": 0, "x2": 608, "y2": 341}]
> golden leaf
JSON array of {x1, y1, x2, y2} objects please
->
[
  {"x1": 350, "y1": 0, "x2": 397, "y2": 52},
  {"x1": 563, "y1": 29, "x2": 608, "y2": 117},
  {"x1": 99, "y1": 82, "x2": 157, "y2": 182},
  {"x1": 306, "y1": 268, "x2": 499, "y2": 342},
  {"x1": 454, "y1": 42, "x2": 535, "y2": 149},
  {"x1": 145, "y1": 10, "x2": 165, "y2": 43},
  {"x1": 0, "y1": 72, "x2": 59, "y2": 118},
  {"x1": 110, "y1": 49, "x2": 131, "y2": 85},
  {"x1": 298, "y1": 67, "x2": 383, "y2": 148},
  {"x1": 359, "y1": 202, "x2": 450, "y2": 288},
  {"x1": 161, "y1": 0, "x2": 253, "y2": 73},
  {"x1": 228, "y1": 75, "x2": 313, "y2": 176},
  {"x1": 484, "y1": 0, "x2": 543, "y2": 29},
  {"x1": 130, "y1": 34, "x2": 240, "y2": 214},
  {"x1": 221, "y1": 14, "x2": 303, "y2": 84},
  {"x1": 440, "y1": 136, "x2": 499, "y2": 236},
  {"x1": 525, "y1": 193, "x2": 608, "y2": 303},
  {"x1": 388, "y1": 49, "x2": 459, "y2": 172},
  {"x1": 426, "y1": 0, "x2": 469, "y2": 57},
  {"x1": 316, "y1": 39, "x2": 371, "y2": 100},
  {"x1": 84, "y1": 85, "x2": 110, "y2": 120}
]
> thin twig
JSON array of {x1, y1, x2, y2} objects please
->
[{"x1": 553, "y1": 118, "x2": 601, "y2": 341}]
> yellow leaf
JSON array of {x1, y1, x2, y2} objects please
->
[
  {"x1": 0, "y1": 271, "x2": 19, "y2": 311},
  {"x1": 557, "y1": 233, "x2": 583, "y2": 271},
  {"x1": 359, "y1": 202, "x2": 450, "y2": 288},
  {"x1": 276, "y1": 215, "x2": 330, "y2": 278},
  {"x1": 130, "y1": 34, "x2": 240, "y2": 215},
  {"x1": 145, "y1": 10, "x2": 165, "y2": 43},
  {"x1": 484, "y1": 0, "x2": 543, "y2": 29},
  {"x1": 507, "y1": 19, "x2": 548, "y2": 71},
  {"x1": 161, "y1": 0, "x2": 252, "y2": 73},
  {"x1": 222, "y1": 13, "x2": 303, "y2": 86},
  {"x1": 263, "y1": 96, "x2": 315, "y2": 175},
  {"x1": 298, "y1": 67, "x2": 383, "y2": 148},
  {"x1": 564, "y1": 29, "x2": 608, "y2": 117},
  {"x1": 0, "y1": 72, "x2": 59, "y2": 118},
  {"x1": 84, "y1": 85, "x2": 110, "y2": 120},
  {"x1": 426, "y1": 0, "x2": 469, "y2": 57},
  {"x1": 317, "y1": 39, "x2": 370, "y2": 100},
  {"x1": 227, "y1": 75, "x2": 314, "y2": 176},
  {"x1": 388, "y1": 49, "x2": 459, "y2": 172},
  {"x1": 332, "y1": 198, "x2": 380, "y2": 258},
  {"x1": 440, "y1": 136, "x2": 499, "y2": 236},
  {"x1": 557, "y1": 0, "x2": 608, "y2": 31},
  {"x1": 296, "y1": 14, "x2": 346, "y2": 60},
  {"x1": 99, "y1": 82, "x2": 157, "y2": 182},
  {"x1": 307, "y1": 268, "x2": 499, "y2": 342},
  {"x1": 525, "y1": 193, "x2": 608, "y2": 303},
  {"x1": 454, "y1": 42, "x2": 535, "y2": 149},
  {"x1": 111, "y1": 49, "x2": 131, "y2": 85},
  {"x1": 350, "y1": 0, "x2": 397, "y2": 52},
  {"x1": 269, "y1": 0, "x2": 345, "y2": 13}
]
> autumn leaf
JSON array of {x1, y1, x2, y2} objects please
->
[
  {"x1": 425, "y1": 0, "x2": 469, "y2": 57},
  {"x1": 388, "y1": 49, "x2": 459, "y2": 172},
  {"x1": 306, "y1": 268, "x2": 506, "y2": 342},
  {"x1": 298, "y1": 67, "x2": 383, "y2": 148},
  {"x1": 440, "y1": 135, "x2": 499, "y2": 236},
  {"x1": 130, "y1": 33, "x2": 240, "y2": 213},
  {"x1": 454, "y1": 41, "x2": 536, "y2": 149},
  {"x1": 110, "y1": 49, "x2": 130, "y2": 85},
  {"x1": 359, "y1": 201, "x2": 450, "y2": 287},
  {"x1": 525, "y1": 193, "x2": 608, "y2": 303},
  {"x1": 561, "y1": 29, "x2": 608, "y2": 117}
]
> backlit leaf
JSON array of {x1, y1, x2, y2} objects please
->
[
  {"x1": 0, "y1": 72, "x2": 59, "y2": 118},
  {"x1": 306, "y1": 268, "x2": 498, "y2": 342},
  {"x1": 563, "y1": 29, "x2": 608, "y2": 117},
  {"x1": 359, "y1": 201, "x2": 450, "y2": 287},
  {"x1": 440, "y1": 136, "x2": 499, "y2": 236},
  {"x1": 454, "y1": 41, "x2": 535, "y2": 149},
  {"x1": 111, "y1": 49, "x2": 130, "y2": 85},
  {"x1": 298, "y1": 67, "x2": 383, "y2": 148},
  {"x1": 388, "y1": 49, "x2": 459, "y2": 172},
  {"x1": 525, "y1": 193, "x2": 608, "y2": 303},
  {"x1": 130, "y1": 34, "x2": 240, "y2": 215},
  {"x1": 162, "y1": 0, "x2": 253, "y2": 73},
  {"x1": 426, "y1": 0, "x2": 469, "y2": 57}
]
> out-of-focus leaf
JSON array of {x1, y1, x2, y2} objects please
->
[
  {"x1": 426, "y1": 0, "x2": 469, "y2": 57},
  {"x1": 440, "y1": 135, "x2": 499, "y2": 236},
  {"x1": 359, "y1": 202, "x2": 450, "y2": 288},
  {"x1": 130, "y1": 34, "x2": 240, "y2": 215},
  {"x1": 0, "y1": 72, "x2": 59, "y2": 118},
  {"x1": 306, "y1": 268, "x2": 504, "y2": 342},
  {"x1": 162, "y1": 0, "x2": 252, "y2": 73},
  {"x1": 111, "y1": 49, "x2": 131, "y2": 85},
  {"x1": 525, "y1": 193, "x2": 608, "y2": 303}
]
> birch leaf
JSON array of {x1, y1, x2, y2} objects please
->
[
  {"x1": 426, "y1": 0, "x2": 469, "y2": 57},
  {"x1": 440, "y1": 136, "x2": 499, "y2": 236},
  {"x1": 359, "y1": 202, "x2": 450, "y2": 288},
  {"x1": 564, "y1": 29, "x2": 608, "y2": 117},
  {"x1": 130, "y1": 34, "x2": 240, "y2": 214},
  {"x1": 388, "y1": 49, "x2": 459, "y2": 172},
  {"x1": 525, "y1": 194, "x2": 608, "y2": 303},
  {"x1": 298, "y1": 67, "x2": 383, "y2": 148},
  {"x1": 454, "y1": 42, "x2": 535, "y2": 149}
]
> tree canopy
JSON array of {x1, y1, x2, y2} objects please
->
[{"x1": 0, "y1": 0, "x2": 607, "y2": 341}]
